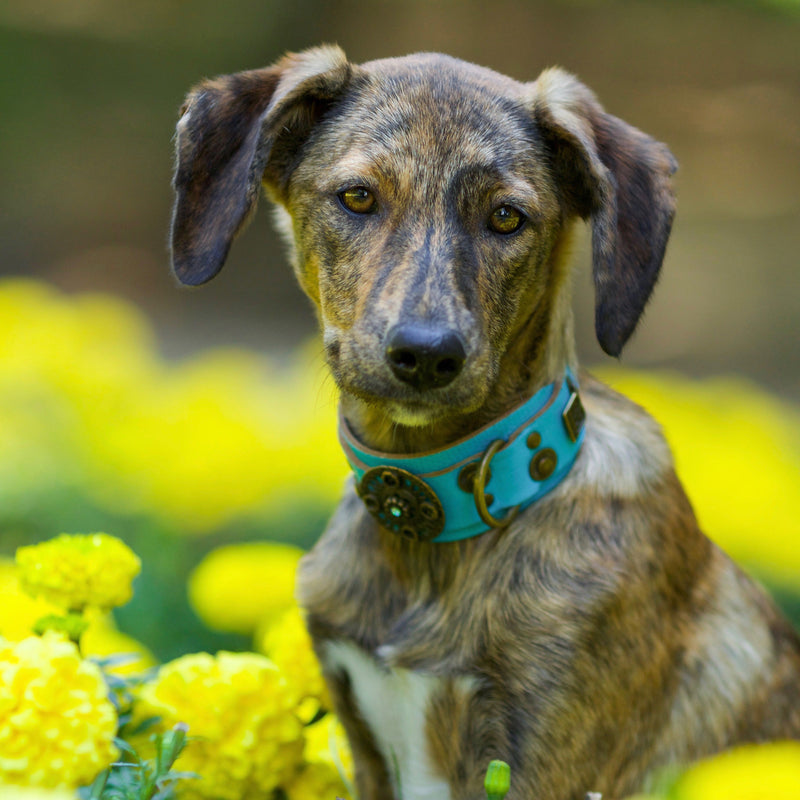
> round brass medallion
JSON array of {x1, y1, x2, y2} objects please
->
[{"x1": 358, "y1": 466, "x2": 445, "y2": 542}]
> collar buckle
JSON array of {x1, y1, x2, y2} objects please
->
[
  {"x1": 562, "y1": 380, "x2": 586, "y2": 443},
  {"x1": 470, "y1": 439, "x2": 521, "y2": 530}
]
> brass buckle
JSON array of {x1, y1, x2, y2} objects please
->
[
  {"x1": 472, "y1": 439, "x2": 520, "y2": 530},
  {"x1": 562, "y1": 380, "x2": 586, "y2": 443}
]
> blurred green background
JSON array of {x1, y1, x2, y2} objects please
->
[{"x1": 0, "y1": 0, "x2": 798, "y2": 662}]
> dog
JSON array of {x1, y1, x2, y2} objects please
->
[{"x1": 170, "y1": 46, "x2": 800, "y2": 800}]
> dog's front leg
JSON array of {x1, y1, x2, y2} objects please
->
[{"x1": 324, "y1": 670, "x2": 397, "y2": 800}]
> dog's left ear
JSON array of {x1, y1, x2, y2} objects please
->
[
  {"x1": 171, "y1": 45, "x2": 352, "y2": 286},
  {"x1": 531, "y1": 69, "x2": 678, "y2": 356}
]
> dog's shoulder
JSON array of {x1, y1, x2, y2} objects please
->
[
  {"x1": 297, "y1": 479, "x2": 405, "y2": 647},
  {"x1": 572, "y1": 370, "x2": 674, "y2": 499}
]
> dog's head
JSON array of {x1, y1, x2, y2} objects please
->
[{"x1": 171, "y1": 46, "x2": 676, "y2": 437}]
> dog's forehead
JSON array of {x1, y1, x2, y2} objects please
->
[
  {"x1": 354, "y1": 53, "x2": 531, "y2": 125},
  {"x1": 360, "y1": 52, "x2": 527, "y2": 95},
  {"x1": 319, "y1": 53, "x2": 539, "y2": 173}
]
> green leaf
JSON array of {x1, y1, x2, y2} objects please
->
[
  {"x1": 92, "y1": 652, "x2": 143, "y2": 670},
  {"x1": 113, "y1": 737, "x2": 140, "y2": 759},
  {"x1": 32, "y1": 612, "x2": 89, "y2": 643},
  {"x1": 125, "y1": 715, "x2": 161, "y2": 737},
  {"x1": 87, "y1": 768, "x2": 109, "y2": 800}
]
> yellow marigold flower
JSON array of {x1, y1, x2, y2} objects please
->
[
  {"x1": 137, "y1": 651, "x2": 305, "y2": 800},
  {"x1": 0, "y1": 281, "x2": 160, "y2": 509},
  {"x1": 0, "y1": 632, "x2": 119, "y2": 790},
  {"x1": 0, "y1": 786, "x2": 77, "y2": 800},
  {"x1": 80, "y1": 608, "x2": 156, "y2": 676},
  {"x1": 285, "y1": 761, "x2": 351, "y2": 800},
  {"x1": 0, "y1": 559, "x2": 57, "y2": 642},
  {"x1": 0, "y1": 280, "x2": 349, "y2": 533},
  {"x1": 285, "y1": 715, "x2": 353, "y2": 800},
  {"x1": 189, "y1": 542, "x2": 303, "y2": 635},
  {"x1": 303, "y1": 714, "x2": 353, "y2": 784},
  {"x1": 671, "y1": 741, "x2": 800, "y2": 800},
  {"x1": 16, "y1": 533, "x2": 141, "y2": 612},
  {"x1": 0, "y1": 559, "x2": 153, "y2": 675},
  {"x1": 108, "y1": 347, "x2": 345, "y2": 533},
  {"x1": 258, "y1": 605, "x2": 331, "y2": 716}
]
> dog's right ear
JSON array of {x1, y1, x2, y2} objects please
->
[
  {"x1": 171, "y1": 45, "x2": 352, "y2": 286},
  {"x1": 531, "y1": 68, "x2": 677, "y2": 357}
]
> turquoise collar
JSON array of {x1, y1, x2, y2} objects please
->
[{"x1": 339, "y1": 370, "x2": 586, "y2": 543}]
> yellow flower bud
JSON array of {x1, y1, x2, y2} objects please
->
[{"x1": 484, "y1": 760, "x2": 511, "y2": 800}]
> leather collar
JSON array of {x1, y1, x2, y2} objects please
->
[{"x1": 339, "y1": 370, "x2": 586, "y2": 543}]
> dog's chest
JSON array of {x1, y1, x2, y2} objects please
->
[{"x1": 325, "y1": 640, "x2": 464, "y2": 800}]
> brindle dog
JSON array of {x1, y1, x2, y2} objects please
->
[{"x1": 170, "y1": 46, "x2": 800, "y2": 800}]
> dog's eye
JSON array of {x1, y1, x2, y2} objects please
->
[
  {"x1": 488, "y1": 205, "x2": 526, "y2": 235},
  {"x1": 339, "y1": 187, "x2": 377, "y2": 215}
]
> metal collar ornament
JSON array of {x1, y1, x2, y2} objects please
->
[{"x1": 339, "y1": 370, "x2": 586, "y2": 543}]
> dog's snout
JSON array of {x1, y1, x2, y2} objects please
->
[{"x1": 386, "y1": 324, "x2": 466, "y2": 390}]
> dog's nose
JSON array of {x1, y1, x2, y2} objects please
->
[{"x1": 386, "y1": 324, "x2": 466, "y2": 390}]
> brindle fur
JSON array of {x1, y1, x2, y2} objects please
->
[{"x1": 171, "y1": 46, "x2": 800, "y2": 799}]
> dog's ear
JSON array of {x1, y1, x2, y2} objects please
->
[
  {"x1": 531, "y1": 69, "x2": 678, "y2": 357},
  {"x1": 171, "y1": 45, "x2": 352, "y2": 286}
]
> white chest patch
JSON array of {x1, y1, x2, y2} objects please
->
[{"x1": 324, "y1": 640, "x2": 455, "y2": 800}]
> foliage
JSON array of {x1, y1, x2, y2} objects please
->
[{"x1": 79, "y1": 725, "x2": 191, "y2": 800}]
